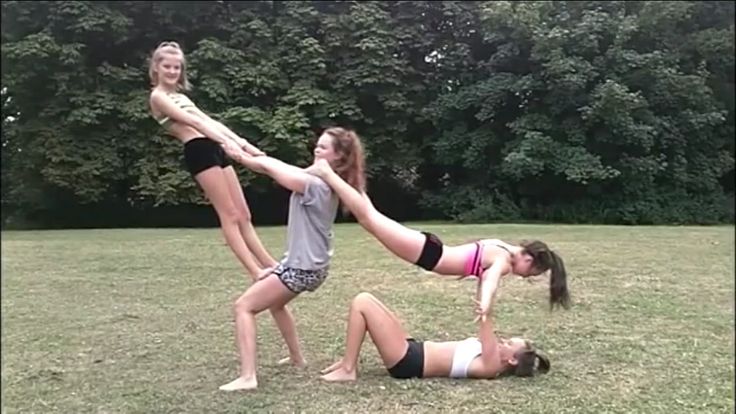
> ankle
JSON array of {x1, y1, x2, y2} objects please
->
[
  {"x1": 341, "y1": 363, "x2": 356, "y2": 373},
  {"x1": 240, "y1": 372, "x2": 257, "y2": 381}
]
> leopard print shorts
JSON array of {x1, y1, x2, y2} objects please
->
[{"x1": 273, "y1": 262, "x2": 329, "y2": 294}]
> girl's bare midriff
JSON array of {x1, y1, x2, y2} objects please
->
[
  {"x1": 150, "y1": 99, "x2": 205, "y2": 143},
  {"x1": 165, "y1": 121, "x2": 205, "y2": 143},
  {"x1": 433, "y1": 239, "x2": 512, "y2": 276}
]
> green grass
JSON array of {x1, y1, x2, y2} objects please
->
[{"x1": 2, "y1": 224, "x2": 734, "y2": 413}]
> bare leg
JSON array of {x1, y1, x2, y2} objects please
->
[
  {"x1": 273, "y1": 303, "x2": 307, "y2": 368},
  {"x1": 222, "y1": 166, "x2": 279, "y2": 269},
  {"x1": 221, "y1": 167, "x2": 305, "y2": 366},
  {"x1": 321, "y1": 292, "x2": 411, "y2": 382},
  {"x1": 219, "y1": 274, "x2": 298, "y2": 391},
  {"x1": 194, "y1": 167, "x2": 261, "y2": 278},
  {"x1": 307, "y1": 160, "x2": 426, "y2": 264}
]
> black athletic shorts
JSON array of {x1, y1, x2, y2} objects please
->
[
  {"x1": 183, "y1": 137, "x2": 231, "y2": 176},
  {"x1": 387, "y1": 338, "x2": 425, "y2": 379}
]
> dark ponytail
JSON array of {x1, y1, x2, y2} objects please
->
[
  {"x1": 511, "y1": 345, "x2": 551, "y2": 377},
  {"x1": 549, "y1": 251, "x2": 570, "y2": 310},
  {"x1": 535, "y1": 351, "x2": 551, "y2": 374},
  {"x1": 520, "y1": 240, "x2": 571, "y2": 311}
]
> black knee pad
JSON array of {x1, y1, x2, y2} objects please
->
[{"x1": 415, "y1": 231, "x2": 443, "y2": 271}]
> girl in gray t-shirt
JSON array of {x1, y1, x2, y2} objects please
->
[{"x1": 219, "y1": 127, "x2": 366, "y2": 391}]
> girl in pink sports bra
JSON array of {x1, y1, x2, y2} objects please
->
[{"x1": 306, "y1": 159, "x2": 571, "y2": 318}]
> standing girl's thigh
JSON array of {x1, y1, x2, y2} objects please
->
[
  {"x1": 194, "y1": 166, "x2": 261, "y2": 276},
  {"x1": 221, "y1": 166, "x2": 277, "y2": 267},
  {"x1": 220, "y1": 166, "x2": 254, "y2": 220},
  {"x1": 194, "y1": 167, "x2": 241, "y2": 221},
  {"x1": 235, "y1": 273, "x2": 298, "y2": 314}
]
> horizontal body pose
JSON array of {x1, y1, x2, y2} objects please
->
[
  {"x1": 320, "y1": 292, "x2": 550, "y2": 382},
  {"x1": 219, "y1": 127, "x2": 366, "y2": 391},
  {"x1": 307, "y1": 159, "x2": 571, "y2": 316}
]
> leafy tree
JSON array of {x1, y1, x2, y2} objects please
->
[{"x1": 1, "y1": 1, "x2": 733, "y2": 227}]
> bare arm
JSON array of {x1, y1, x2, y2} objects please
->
[
  {"x1": 191, "y1": 107, "x2": 264, "y2": 155},
  {"x1": 236, "y1": 155, "x2": 311, "y2": 194},
  {"x1": 150, "y1": 91, "x2": 234, "y2": 147},
  {"x1": 477, "y1": 310, "x2": 504, "y2": 375},
  {"x1": 478, "y1": 261, "x2": 509, "y2": 319}
]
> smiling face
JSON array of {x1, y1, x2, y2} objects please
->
[
  {"x1": 148, "y1": 42, "x2": 190, "y2": 91},
  {"x1": 156, "y1": 53, "x2": 182, "y2": 88}
]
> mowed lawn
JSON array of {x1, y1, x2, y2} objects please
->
[{"x1": 1, "y1": 224, "x2": 734, "y2": 413}]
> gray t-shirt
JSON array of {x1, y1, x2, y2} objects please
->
[{"x1": 281, "y1": 175, "x2": 339, "y2": 270}]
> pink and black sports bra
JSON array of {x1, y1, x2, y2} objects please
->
[{"x1": 463, "y1": 242, "x2": 512, "y2": 278}]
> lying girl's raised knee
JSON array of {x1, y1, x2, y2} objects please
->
[{"x1": 353, "y1": 292, "x2": 376, "y2": 307}]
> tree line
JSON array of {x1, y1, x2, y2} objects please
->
[{"x1": 2, "y1": 1, "x2": 733, "y2": 228}]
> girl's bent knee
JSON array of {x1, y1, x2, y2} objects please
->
[
  {"x1": 353, "y1": 292, "x2": 375, "y2": 307},
  {"x1": 233, "y1": 297, "x2": 254, "y2": 314}
]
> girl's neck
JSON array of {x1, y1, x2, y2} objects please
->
[{"x1": 156, "y1": 84, "x2": 177, "y2": 94}]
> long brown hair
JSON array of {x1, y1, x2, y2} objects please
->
[
  {"x1": 521, "y1": 240, "x2": 571, "y2": 310},
  {"x1": 323, "y1": 127, "x2": 366, "y2": 193}
]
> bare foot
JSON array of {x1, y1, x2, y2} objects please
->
[
  {"x1": 320, "y1": 359, "x2": 343, "y2": 374},
  {"x1": 219, "y1": 376, "x2": 257, "y2": 391},
  {"x1": 305, "y1": 158, "x2": 331, "y2": 178},
  {"x1": 278, "y1": 356, "x2": 307, "y2": 368},
  {"x1": 320, "y1": 366, "x2": 357, "y2": 382}
]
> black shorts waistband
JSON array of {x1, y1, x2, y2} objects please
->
[{"x1": 387, "y1": 338, "x2": 424, "y2": 379}]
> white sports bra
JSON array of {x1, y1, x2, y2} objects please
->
[{"x1": 449, "y1": 337, "x2": 483, "y2": 378}]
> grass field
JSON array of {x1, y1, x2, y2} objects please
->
[{"x1": 1, "y1": 224, "x2": 734, "y2": 413}]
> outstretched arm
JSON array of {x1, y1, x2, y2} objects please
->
[
  {"x1": 475, "y1": 305, "x2": 504, "y2": 375},
  {"x1": 236, "y1": 155, "x2": 312, "y2": 194},
  {"x1": 477, "y1": 261, "x2": 509, "y2": 320},
  {"x1": 151, "y1": 91, "x2": 237, "y2": 148},
  {"x1": 190, "y1": 107, "x2": 264, "y2": 156}
]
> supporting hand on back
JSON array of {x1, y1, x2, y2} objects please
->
[{"x1": 304, "y1": 158, "x2": 332, "y2": 178}]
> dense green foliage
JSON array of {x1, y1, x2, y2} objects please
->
[{"x1": 2, "y1": 1, "x2": 733, "y2": 227}]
